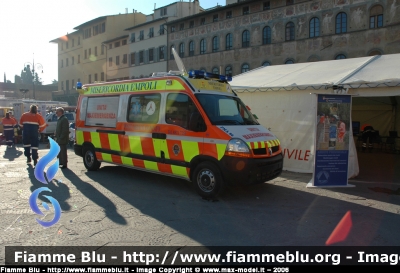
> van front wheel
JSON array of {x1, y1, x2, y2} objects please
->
[
  {"x1": 83, "y1": 146, "x2": 101, "y2": 171},
  {"x1": 192, "y1": 162, "x2": 225, "y2": 199}
]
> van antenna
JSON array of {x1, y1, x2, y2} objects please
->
[{"x1": 171, "y1": 47, "x2": 188, "y2": 76}]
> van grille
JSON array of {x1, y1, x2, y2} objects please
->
[{"x1": 252, "y1": 145, "x2": 280, "y2": 156}]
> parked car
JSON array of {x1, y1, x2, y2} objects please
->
[{"x1": 42, "y1": 112, "x2": 76, "y2": 136}]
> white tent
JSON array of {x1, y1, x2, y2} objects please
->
[{"x1": 231, "y1": 54, "x2": 400, "y2": 177}]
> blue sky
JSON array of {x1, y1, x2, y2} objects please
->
[{"x1": 0, "y1": 0, "x2": 219, "y2": 85}]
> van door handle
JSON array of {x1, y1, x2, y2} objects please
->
[{"x1": 152, "y1": 133, "x2": 166, "y2": 139}]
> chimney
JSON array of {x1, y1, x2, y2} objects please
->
[{"x1": 126, "y1": 8, "x2": 128, "y2": 14}]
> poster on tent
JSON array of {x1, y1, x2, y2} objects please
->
[{"x1": 312, "y1": 94, "x2": 352, "y2": 187}]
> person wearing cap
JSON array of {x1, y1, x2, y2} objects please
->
[
  {"x1": 55, "y1": 107, "x2": 69, "y2": 169},
  {"x1": 1, "y1": 112, "x2": 17, "y2": 148},
  {"x1": 19, "y1": 105, "x2": 47, "y2": 165}
]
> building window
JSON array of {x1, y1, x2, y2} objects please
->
[
  {"x1": 139, "y1": 51, "x2": 144, "y2": 63},
  {"x1": 170, "y1": 46, "x2": 175, "y2": 60},
  {"x1": 263, "y1": 26, "x2": 271, "y2": 44},
  {"x1": 171, "y1": 26, "x2": 175, "y2": 33},
  {"x1": 66, "y1": 42, "x2": 69, "y2": 49},
  {"x1": 213, "y1": 14, "x2": 219, "y2": 22},
  {"x1": 93, "y1": 25, "x2": 99, "y2": 36},
  {"x1": 71, "y1": 80, "x2": 75, "y2": 91},
  {"x1": 72, "y1": 56, "x2": 74, "y2": 65},
  {"x1": 159, "y1": 25, "x2": 165, "y2": 35},
  {"x1": 212, "y1": 67, "x2": 219, "y2": 74},
  {"x1": 88, "y1": 74, "x2": 91, "y2": 84},
  {"x1": 336, "y1": 12, "x2": 347, "y2": 34},
  {"x1": 101, "y1": 45, "x2": 104, "y2": 55},
  {"x1": 101, "y1": 22, "x2": 105, "y2": 33},
  {"x1": 241, "y1": 63, "x2": 249, "y2": 73},
  {"x1": 226, "y1": 11, "x2": 232, "y2": 19},
  {"x1": 115, "y1": 41, "x2": 120, "y2": 48},
  {"x1": 88, "y1": 48, "x2": 91, "y2": 57},
  {"x1": 309, "y1": 17, "x2": 320, "y2": 38},
  {"x1": 94, "y1": 73, "x2": 98, "y2": 82},
  {"x1": 95, "y1": 46, "x2": 98, "y2": 56},
  {"x1": 212, "y1": 36, "x2": 219, "y2": 52},
  {"x1": 160, "y1": 7, "x2": 167, "y2": 16},
  {"x1": 131, "y1": 33, "x2": 136, "y2": 42},
  {"x1": 243, "y1": 6, "x2": 249, "y2": 15},
  {"x1": 285, "y1": 59, "x2": 294, "y2": 64},
  {"x1": 108, "y1": 57, "x2": 112, "y2": 67},
  {"x1": 179, "y1": 23, "x2": 184, "y2": 31},
  {"x1": 149, "y1": 49, "x2": 154, "y2": 62},
  {"x1": 370, "y1": 5, "x2": 383, "y2": 28},
  {"x1": 335, "y1": 54, "x2": 346, "y2": 60},
  {"x1": 130, "y1": 52, "x2": 135, "y2": 65},
  {"x1": 200, "y1": 39, "x2": 206, "y2": 54},
  {"x1": 179, "y1": 43, "x2": 185, "y2": 58},
  {"x1": 139, "y1": 30, "x2": 144, "y2": 40},
  {"x1": 84, "y1": 49, "x2": 87, "y2": 59},
  {"x1": 101, "y1": 72, "x2": 104, "y2": 81},
  {"x1": 78, "y1": 55, "x2": 80, "y2": 64},
  {"x1": 61, "y1": 81, "x2": 64, "y2": 90},
  {"x1": 242, "y1": 30, "x2": 250, "y2": 47},
  {"x1": 66, "y1": 58, "x2": 69, "y2": 66},
  {"x1": 200, "y1": 18, "x2": 205, "y2": 25},
  {"x1": 116, "y1": 56, "x2": 120, "y2": 65},
  {"x1": 122, "y1": 40, "x2": 127, "y2": 45},
  {"x1": 263, "y1": 1, "x2": 270, "y2": 10},
  {"x1": 159, "y1": 46, "x2": 165, "y2": 60},
  {"x1": 189, "y1": 41, "x2": 194, "y2": 56},
  {"x1": 262, "y1": 61, "x2": 270, "y2": 66},
  {"x1": 78, "y1": 37, "x2": 80, "y2": 45},
  {"x1": 72, "y1": 39, "x2": 75, "y2": 47},
  {"x1": 123, "y1": 54, "x2": 127, "y2": 64},
  {"x1": 225, "y1": 66, "x2": 232, "y2": 77},
  {"x1": 149, "y1": 27, "x2": 154, "y2": 38},
  {"x1": 285, "y1": 22, "x2": 295, "y2": 41},
  {"x1": 286, "y1": 0, "x2": 294, "y2": 5},
  {"x1": 226, "y1": 33, "x2": 233, "y2": 50},
  {"x1": 109, "y1": 44, "x2": 112, "y2": 49}
]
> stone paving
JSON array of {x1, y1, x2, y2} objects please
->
[{"x1": 1, "y1": 143, "x2": 400, "y2": 264}]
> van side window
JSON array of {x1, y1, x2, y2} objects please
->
[
  {"x1": 165, "y1": 93, "x2": 205, "y2": 132},
  {"x1": 52, "y1": 114, "x2": 58, "y2": 122},
  {"x1": 128, "y1": 94, "x2": 161, "y2": 123}
]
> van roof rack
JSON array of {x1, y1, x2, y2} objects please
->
[{"x1": 151, "y1": 71, "x2": 182, "y2": 77}]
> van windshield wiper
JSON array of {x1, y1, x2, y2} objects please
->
[{"x1": 215, "y1": 119, "x2": 244, "y2": 125}]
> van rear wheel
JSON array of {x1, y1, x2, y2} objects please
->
[
  {"x1": 83, "y1": 146, "x2": 101, "y2": 171},
  {"x1": 192, "y1": 162, "x2": 225, "y2": 199}
]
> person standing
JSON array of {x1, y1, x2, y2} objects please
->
[
  {"x1": 361, "y1": 124, "x2": 376, "y2": 152},
  {"x1": 1, "y1": 112, "x2": 17, "y2": 148},
  {"x1": 19, "y1": 105, "x2": 47, "y2": 165},
  {"x1": 55, "y1": 107, "x2": 69, "y2": 169}
]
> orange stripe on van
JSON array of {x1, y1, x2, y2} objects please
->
[
  {"x1": 166, "y1": 139, "x2": 185, "y2": 162},
  {"x1": 111, "y1": 154, "x2": 122, "y2": 164},
  {"x1": 157, "y1": 163, "x2": 173, "y2": 174},
  {"x1": 203, "y1": 143, "x2": 218, "y2": 158},
  {"x1": 141, "y1": 137, "x2": 155, "y2": 157},
  {"x1": 83, "y1": 131, "x2": 91, "y2": 142},
  {"x1": 132, "y1": 158, "x2": 145, "y2": 169},
  {"x1": 99, "y1": 133, "x2": 110, "y2": 150},
  {"x1": 96, "y1": 152, "x2": 103, "y2": 161}
]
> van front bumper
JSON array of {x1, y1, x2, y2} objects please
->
[{"x1": 219, "y1": 153, "x2": 283, "y2": 186}]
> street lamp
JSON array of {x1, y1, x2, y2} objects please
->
[
  {"x1": 101, "y1": 43, "x2": 108, "y2": 82},
  {"x1": 24, "y1": 54, "x2": 43, "y2": 100}
]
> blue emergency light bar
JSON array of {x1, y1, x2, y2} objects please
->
[
  {"x1": 76, "y1": 82, "x2": 82, "y2": 89},
  {"x1": 188, "y1": 70, "x2": 232, "y2": 82}
]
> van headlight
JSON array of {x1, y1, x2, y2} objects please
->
[{"x1": 225, "y1": 138, "x2": 251, "y2": 158}]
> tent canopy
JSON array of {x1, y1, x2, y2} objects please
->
[{"x1": 231, "y1": 54, "x2": 400, "y2": 93}]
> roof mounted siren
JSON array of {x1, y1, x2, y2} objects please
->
[{"x1": 188, "y1": 70, "x2": 232, "y2": 83}]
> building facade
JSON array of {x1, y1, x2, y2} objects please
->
[
  {"x1": 50, "y1": 12, "x2": 146, "y2": 104},
  {"x1": 166, "y1": 0, "x2": 400, "y2": 76},
  {"x1": 125, "y1": 0, "x2": 203, "y2": 79}
]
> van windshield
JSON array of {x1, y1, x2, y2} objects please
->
[{"x1": 195, "y1": 94, "x2": 259, "y2": 125}]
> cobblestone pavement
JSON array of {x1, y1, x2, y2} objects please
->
[{"x1": 1, "y1": 143, "x2": 400, "y2": 263}]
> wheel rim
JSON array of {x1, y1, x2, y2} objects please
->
[
  {"x1": 85, "y1": 150, "x2": 95, "y2": 167},
  {"x1": 197, "y1": 169, "x2": 215, "y2": 193}
]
